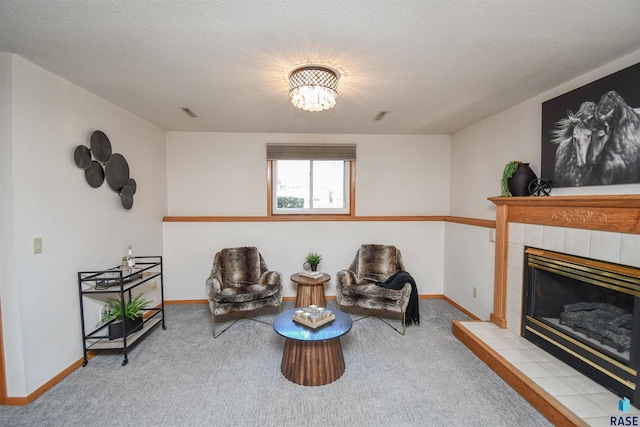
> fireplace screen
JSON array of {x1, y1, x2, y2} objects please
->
[{"x1": 523, "y1": 248, "x2": 639, "y2": 406}]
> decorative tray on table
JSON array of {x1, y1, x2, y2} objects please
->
[
  {"x1": 292, "y1": 305, "x2": 335, "y2": 328},
  {"x1": 94, "y1": 267, "x2": 143, "y2": 289}
]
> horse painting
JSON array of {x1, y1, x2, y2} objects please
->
[
  {"x1": 588, "y1": 91, "x2": 640, "y2": 185},
  {"x1": 552, "y1": 102, "x2": 599, "y2": 187}
]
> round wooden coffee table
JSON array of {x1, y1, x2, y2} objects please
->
[
  {"x1": 290, "y1": 272, "x2": 330, "y2": 307},
  {"x1": 273, "y1": 308, "x2": 352, "y2": 386}
]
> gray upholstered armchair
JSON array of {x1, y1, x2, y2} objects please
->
[
  {"x1": 205, "y1": 246, "x2": 282, "y2": 337},
  {"x1": 336, "y1": 244, "x2": 414, "y2": 334}
]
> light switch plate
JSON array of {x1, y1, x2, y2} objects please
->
[{"x1": 33, "y1": 237, "x2": 42, "y2": 254}]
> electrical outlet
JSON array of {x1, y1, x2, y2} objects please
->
[
  {"x1": 151, "y1": 280, "x2": 157, "y2": 290},
  {"x1": 473, "y1": 287, "x2": 478, "y2": 298}
]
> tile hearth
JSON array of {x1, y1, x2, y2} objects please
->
[{"x1": 458, "y1": 320, "x2": 640, "y2": 427}]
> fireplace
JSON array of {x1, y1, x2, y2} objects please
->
[
  {"x1": 522, "y1": 247, "x2": 639, "y2": 407},
  {"x1": 448, "y1": 195, "x2": 640, "y2": 424}
]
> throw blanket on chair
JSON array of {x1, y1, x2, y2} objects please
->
[{"x1": 376, "y1": 271, "x2": 420, "y2": 325}]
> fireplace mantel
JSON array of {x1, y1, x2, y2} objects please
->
[
  {"x1": 488, "y1": 194, "x2": 640, "y2": 328},
  {"x1": 490, "y1": 194, "x2": 640, "y2": 208}
]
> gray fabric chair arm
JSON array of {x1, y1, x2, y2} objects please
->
[
  {"x1": 336, "y1": 269, "x2": 357, "y2": 289},
  {"x1": 261, "y1": 270, "x2": 283, "y2": 286},
  {"x1": 205, "y1": 251, "x2": 223, "y2": 298}
]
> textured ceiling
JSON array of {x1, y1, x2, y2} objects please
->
[{"x1": 1, "y1": 1, "x2": 640, "y2": 135}]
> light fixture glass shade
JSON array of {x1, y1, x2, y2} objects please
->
[{"x1": 289, "y1": 66, "x2": 338, "y2": 112}]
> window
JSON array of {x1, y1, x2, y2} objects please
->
[
  {"x1": 267, "y1": 144, "x2": 356, "y2": 215},
  {"x1": 274, "y1": 159, "x2": 350, "y2": 214}
]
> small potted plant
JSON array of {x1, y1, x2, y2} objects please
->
[
  {"x1": 101, "y1": 293, "x2": 151, "y2": 340},
  {"x1": 305, "y1": 252, "x2": 323, "y2": 271}
]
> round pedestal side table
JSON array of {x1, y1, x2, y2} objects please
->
[
  {"x1": 273, "y1": 308, "x2": 352, "y2": 386},
  {"x1": 290, "y1": 272, "x2": 330, "y2": 308}
]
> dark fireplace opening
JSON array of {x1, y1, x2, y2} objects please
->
[{"x1": 522, "y1": 248, "x2": 640, "y2": 407}]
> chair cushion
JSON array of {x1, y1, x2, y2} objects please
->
[
  {"x1": 214, "y1": 284, "x2": 280, "y2": 303},
  {"x1": 221, "y1": 247, "x2": 261, "y2": 286},
  {"x1": 357, "y1": 245, "x2": 398, "y2": 282},
  {"x1": 340, "y1": 282, "x2": 404, "y2": 301}
]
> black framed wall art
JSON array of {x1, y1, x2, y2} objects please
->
[{"x1": 541, "y1": 62, "x2": 640, "y2": 188}]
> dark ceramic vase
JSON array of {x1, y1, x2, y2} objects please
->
[{"x1": 507, "y1": 163, "x2": 537, "y2": 196}]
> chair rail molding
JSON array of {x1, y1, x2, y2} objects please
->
[{"x1": 163, "y1": 215, "x2": 495, "y2": 228}]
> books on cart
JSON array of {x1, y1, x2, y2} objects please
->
[{"x1": 292, "y1": 305, "x2": 335, "y2": 328}]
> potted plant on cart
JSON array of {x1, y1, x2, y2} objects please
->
[{"x1": 101, "y1": 293, "x2": 151, "y2": 340}]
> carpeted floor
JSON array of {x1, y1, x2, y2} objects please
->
[{"x1": 0, "y1": 300, "x2": 552, "y2": 426}]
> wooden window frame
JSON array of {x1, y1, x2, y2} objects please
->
[{"x1": 267, "y1": 160, "x2": 356, "y2": 218}]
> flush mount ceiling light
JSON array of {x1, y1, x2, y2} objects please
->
[{"x1": 288, "y1": 66, "x2": 339, "y2": 112}]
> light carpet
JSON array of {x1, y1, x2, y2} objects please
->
[{"x1": 0, "y1": 300, "x2": 552, "y2": 427}]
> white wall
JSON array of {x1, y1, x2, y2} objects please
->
[
  {"x1": 166, "y1": 132, "x2": 451, "y2": 216},
  {"x1": 0, "y1": 55, "x2": 167, "y2": 397},
  {"x1": 164, "y1": 221, "x2": 444, "y2": 301},
  {"x1": 443, "y1": 222, "x2": 495, "y2": 320},
  {"x1": 164, "y1": 132, "x2": 451, "y2": 300},
  {"x1": 445, "y1": 48, "x2": 640, "y2": 320},
  {"x1": 0, "y1": 52, "x2": 23, "y2": 398},
  {"x1": 450, "y1": 101, "x2": 541, "y2": 220}
]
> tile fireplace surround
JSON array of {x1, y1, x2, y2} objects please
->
[{"x1": 453, "y1": 195, "x2": 640, "y2": 426}]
